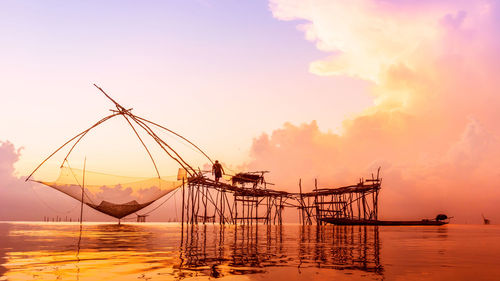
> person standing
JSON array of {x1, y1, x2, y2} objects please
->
[{"x1": 212, "y1": 160, "x2": 224, "y2": 183}]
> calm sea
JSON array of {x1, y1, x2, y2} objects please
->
[{"x1": 0, "y1": 222, "x2": 498, "y2": 280}]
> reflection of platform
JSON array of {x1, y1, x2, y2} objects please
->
[{"x1": 177, "y1": 224, "x2": 383, "y2": 278}]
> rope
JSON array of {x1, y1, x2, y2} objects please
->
[
  {"x1": 30, "y1": 184, "x2": 79, "y2": 214},
  {"x1": 66, "y1": 160, "x2": 95, "y2": 205}
]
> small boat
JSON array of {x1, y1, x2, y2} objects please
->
[
  {"x1": 482, "y1": 214, "x2": 490, "y2": 225},
  {"x1": 320, "y1": 214, "x2": 450, "y2": 226},
  {"x1": 320, "y1": 218, "x2": 448, "y2": 226}
]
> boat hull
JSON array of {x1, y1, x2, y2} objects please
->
[{"x1": 320, "y1": 218, "x2": 448, "y2": 226}]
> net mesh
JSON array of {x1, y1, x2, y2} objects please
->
[{"x1": 36, "y1": 166, "x2": 182, "y2": 219}]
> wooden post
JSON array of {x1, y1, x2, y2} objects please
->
[
  {"x1": 79, "y1": 158, "x2": 86, "y2": 224},
  {"x1": 279, "y1": 196, "x2": 283, "y2": 225},
  {"x1": 299, "y1": 179, "x2": 303, "y2": 225},
  {"x1": 191, "y1": 184, "x2": 195, "y2": 224},
  {"x1": 364, "y1": 191, "x2": 368, "y2": 219},
  {"x1": 235, "y1": 195, "x2": 238, "y2": 225},
  {"x1": 194, "y1": 184, "x2": 200, "y2": 224},
  {"x1": 314, "y1": 179, "x2": 320, "y2": 225},
  {"x1": 256, "y1": 196, "x2": 259, "y2": 224},
  {"x1": 220, "y1": 189, "x2": 224, "y2": 224},
  {"x1": 203, "y1": 185, "x2": 207, "y2": 224}
]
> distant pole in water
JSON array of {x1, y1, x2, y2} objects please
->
[
  {"x1": 77, "y1": 157, "x2": 86, "y2": 257},
  {"x1": 181, "y1": 178, "x2": 185, "y2": 244},
  {"x1": 79, "y1": 158, "x2": 86, "y2": 224}
]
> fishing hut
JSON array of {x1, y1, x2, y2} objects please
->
[{"x1": 136, "y1": 215, "x2": 148, "y2": 222}]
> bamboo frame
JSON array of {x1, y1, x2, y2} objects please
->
[{"x1": 28, "y1": 84, "x2": 383, "y2": 225}]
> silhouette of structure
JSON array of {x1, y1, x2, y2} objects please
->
[
  {"x1": 179, "y1": 169, "x2": 381, "y2": 226},
  {"x1": 182, "y1": 175, "x2": 292, "y2": 226},
  {"x1": 297, "y1": 169, "x2": 381, "y2": 225},
  {"x1": 27, "y1": 85, "x2": 383, "y2": 225},
  {"x1": 136, "y1": 215, "x2": 148, "y2": 222}
]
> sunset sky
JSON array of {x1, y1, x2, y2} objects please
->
[{"x1": 1, "y1": 0, "x2": 499, "y2": 223}]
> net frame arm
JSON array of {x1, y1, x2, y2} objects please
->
[{"x1": 26, "y1": 113, "x2": 120, "y2": 181}]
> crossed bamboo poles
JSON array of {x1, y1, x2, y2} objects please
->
[{"x1": 26, "y1": 84, "x2": 213, "y2": 182}]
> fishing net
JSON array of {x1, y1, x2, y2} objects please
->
[
  {"x1": 27, "y1": 86, "x2": 216, "y2": 220},
  {"x1": 35, "y1": 166, "x2": 185, "y2": 219}
]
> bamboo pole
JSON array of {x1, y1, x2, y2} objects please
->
[
  {"x1": 79, "y1": 157, "x2": 86, "y2": 224},
  {"x1": 299, "y1": 179, "x2": 303, "y2": 225},
  {"x1": 134, "y1": 116, "x2": 213, "y2": 164},
  {"x1": 191, "y1": 184, "x2": 195, "y2": 224},
  {"x1": 26, "y1": 113, "x2": 119, "y2": 181},
  {"x1": 129, "y1": 115, "x2": 196, "y2": 176},
  {"x1": 121, "y1": 114, "x2": 161, "y2": 178}
]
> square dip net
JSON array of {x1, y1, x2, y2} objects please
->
[
  {"x1": 35, "y1": 166, "x2": 183, "y2": 219},
  {"x1": 26, "y1": 85, "x2": 214, "y2": 220}
]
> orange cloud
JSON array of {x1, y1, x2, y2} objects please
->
[{"x1": 246, "y1": 0, "x2": 500, "y2": 222}]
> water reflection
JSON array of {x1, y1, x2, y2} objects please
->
[
  {"x1": 1, "y1": 223, "x2": 385, "y2": 280},
  {"x1": 176, "y1": 224, "x2": 382, "y2": 278},
  {"x1": 3, "y1": 223, "x2": 498, "y2": 281}
]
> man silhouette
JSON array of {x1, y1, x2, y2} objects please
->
[{"x1": 212, "y1": 160, "x2": 224, "y2": 183}]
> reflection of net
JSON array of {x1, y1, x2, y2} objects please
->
[{"x1": 36, "y1": 166, "x2": 182, "y2": 219}]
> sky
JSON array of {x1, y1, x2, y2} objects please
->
[{"x1": 1, "y1": 0, "x2": 499, "y2": 223}]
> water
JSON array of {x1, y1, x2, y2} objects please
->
[{"x1": 0, "y1": 222, "x2": 499, "y2": 280}]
